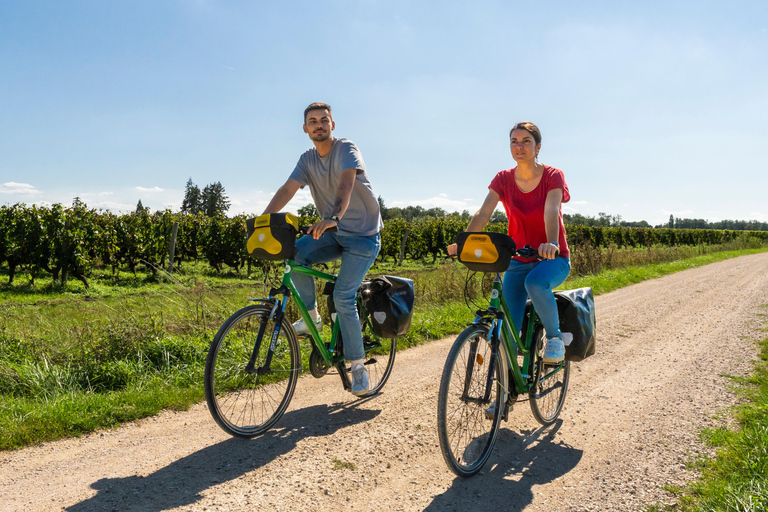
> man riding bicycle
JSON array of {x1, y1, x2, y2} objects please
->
[{"x1": 261, "y1": 102, "x2": 383, "y2": 396}]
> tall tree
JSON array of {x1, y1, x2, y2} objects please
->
[
  {"x1": 201, "y1": 181, "x2": 230, "y2": 216},
  {"x1": 181, "y1": 178, "x2": 202, "y2": 214}
]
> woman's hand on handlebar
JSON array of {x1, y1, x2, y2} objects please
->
[
  {"x1": 447, "y1": 243, "x2": 458, "y2": 258},
  {"x1": 307, "y1": 219, "x2": 338, "y2": 239},
  {"x1": 537, "y1": 242, "x2": 560, "y2": 260}
]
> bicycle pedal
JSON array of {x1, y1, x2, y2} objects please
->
[{"x1": 484, "y1": 403, "x2": 511, "y2": 422}]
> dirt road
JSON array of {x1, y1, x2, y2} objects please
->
[{"x1": 2, "y1": 253, "x2": 767, "y2": 511}]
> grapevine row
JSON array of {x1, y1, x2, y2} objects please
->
[{"x1": 1, "y1": 203, "x2": 766, "y2": 286}]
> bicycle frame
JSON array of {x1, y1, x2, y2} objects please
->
[
  {"x1": 252, "y1": 260, "x2": 344, "y2": 365},
  {"x1": 474, "y1": 273, "x2": 565, "y2": 398}
]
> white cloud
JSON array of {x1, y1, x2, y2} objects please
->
[
  {"x1": 0, "y1": 182, "x2": 41, "y2": 195},
  {"x1": 135, "y1": 186, "x2": 164, "y2": 193}
]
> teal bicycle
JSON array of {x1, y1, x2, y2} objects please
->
[
  {"x1": 204, "y1": 226, "x2": 397, "y2": 438},
  {"x1": 437, "y1": 235, "x2": 570, "y2": 477}
]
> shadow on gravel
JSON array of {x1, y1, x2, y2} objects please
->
[
  {"x1": 65, "y1": 401, "x2": 380, "y2": 512},
  {"x1": 425, "y1": 420, "x2": 583, "y2": 512}
]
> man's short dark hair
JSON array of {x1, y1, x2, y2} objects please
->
[{"x1": 304, "y1": 102, "x2": 332, "y2": 123}]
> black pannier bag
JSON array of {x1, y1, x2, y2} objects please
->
[
  {"x1": 245, "y1": 213, "x2": 299, "y2": 261},
  {"x1": 455, "y1": 232, "x2": 516, "y2": 272},
  {"x1": 520, "y1": 287, "x2": 596, "y2": 362},
  {"x1": 554, "y1": 287, "x2": 596, "y2": 362},
  {"x1": 359, "y1": 276, "x2": 415, "y2": 339}
]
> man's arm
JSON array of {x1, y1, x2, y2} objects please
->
[
  {"x1": 307, "y1": 168, "x2": 357, "y2": 239},
  {"x1": 262, "y1": 178, "x2": 302, "y2": 215}
]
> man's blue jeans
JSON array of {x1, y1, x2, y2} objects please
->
[
  {"x1": 502, "y1": 257, "x2": 571, "y2": 340},
  {"x1": 292, "y1": 232, "x2": 381, "y2": 361}
]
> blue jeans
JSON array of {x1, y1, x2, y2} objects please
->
[
  {"x1": 292, "y1": 232, "x2": 381, "y2": 361},
  {"x1": 502, "y1": 257, "x2": 571, "y2": 340}
]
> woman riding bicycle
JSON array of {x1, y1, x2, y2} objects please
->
[{"x1": 448, "y1": 121, "x2": 571, "y2": 363}]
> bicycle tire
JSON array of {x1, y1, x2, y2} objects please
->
[
  {"x1": 204, "y1": 304, "x2": 300, "y2": 437},
  {"x1": 528, "y1": 326, "x2": 570, "y2": 425},
  {"x1": 437, "y1": 324, "x2": 504, "y2": 477},
  {"x1": 355, "y1": 318, "x2": 397, "y2": 397}
]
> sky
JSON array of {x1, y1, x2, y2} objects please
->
[{"x1": 1, "y1": 1, "x2": 767, "y2": 227}]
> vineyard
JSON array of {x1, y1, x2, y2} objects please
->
[{"x1": 2, "y1": 203, "x2": 768, "y2": 287}]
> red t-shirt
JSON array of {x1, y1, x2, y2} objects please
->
[{"x1": 489, "y1": 165, "x2": 570, "y2": 262}]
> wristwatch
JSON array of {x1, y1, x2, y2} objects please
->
[
  {"x1": 329, "y1": 215, "x2": 341, "y2": 224},
  {"x1": 549, "y1": 241, "x2": 559, "y2": 247}
]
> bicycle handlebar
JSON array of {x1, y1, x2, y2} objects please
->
[
  {"x1": 299, "y1": 225, "x2": 338, "y2": 235},
  {"x1": 449, "y1": 245, "x2": 556, "y2": 260}
]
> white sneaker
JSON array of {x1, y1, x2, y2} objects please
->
[
  {"x1": 543, "y1": 337, "x2": 565, "y2": 364},
  {"x1": 292, "y1": 316, "x2": 322, "y2": 335},
  {"x1": 350, "y1": 364, "x2": 369, "y2": 396}
]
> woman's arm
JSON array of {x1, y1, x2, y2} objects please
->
[
  {"x1": 447, "y1": 189, "x2": 501, "y2": 256},
  {"x1": 539, "y1": 188, "x2": 564, "y2": 260}
]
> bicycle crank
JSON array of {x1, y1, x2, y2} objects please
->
[{"x1": 309, "y1": 345, "x2": 332, "y2": 378}]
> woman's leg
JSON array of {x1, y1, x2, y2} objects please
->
[
  {"x1": 502, "y1": 259, "x2": 538, "y2": 335},
  {"x1": 524, "y1": 257, "x2": 571, "y2": 338}
]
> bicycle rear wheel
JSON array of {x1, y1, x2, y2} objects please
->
[
  {"x1": 356, "y1": 318, "x2": 397, "y2": 397},
  {"x1": 204, "y1": 304, "x2": 300, "y2": 437},
  {"x1": 529, "y1": 327, "x2": 570, "y2": 425},
  {"x1": 437, "y1": 324, "x2": 504, "y2": 477}
]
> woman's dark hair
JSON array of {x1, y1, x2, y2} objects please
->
[{"x1": 509, "y1": 121, "x2": 541, "y2": 145}]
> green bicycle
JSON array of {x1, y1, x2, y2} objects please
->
[
  {"x1": 204, "y1": 226, "x2": 397, "y2": 438},
  {"x1": 437, "y1": 235, "x2": 570, "y2": 477}
]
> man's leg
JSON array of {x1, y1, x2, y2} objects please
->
[
  {"x1": 333, "y1": 234, "x2": 381, "y2": 363},
  {"x1": 292, "y1": 233, "x2": 343, "y2": 311}
]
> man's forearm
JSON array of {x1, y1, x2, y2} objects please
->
[
  {"x1": 330, "y1": 168, "x2": 356, "y2": 218},
  {"x1": 262, "y1": 186, "x2": 294, "y2": 215}
]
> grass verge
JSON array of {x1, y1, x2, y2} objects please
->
[{"x1": 646, "y1": 308, "x2": 768, "y2": 511}]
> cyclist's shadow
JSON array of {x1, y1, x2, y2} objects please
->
[
  {"x1": 66, "y1": 401, "x2": 380, "y2": 512},
  {"x1": 425, "y1": 420, "x2": 583, "y2": 511}
]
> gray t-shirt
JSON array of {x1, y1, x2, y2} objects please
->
[{"x1": 290, "y1": 137, "x2": 383, "y2": 236}]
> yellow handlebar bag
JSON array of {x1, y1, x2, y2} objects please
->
[
  {"x1": 455, "y1": 232, "x2": 516, "y2": 272},
  {"x1": 246, "y1": 213, "x2": 299, "y2": 260}
]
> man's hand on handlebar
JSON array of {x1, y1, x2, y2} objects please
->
[
  {"x1": 447, "y1": 243, "x2": 458, "y2": 258},
  {"x1": 307, "y1": 219, "x2": 338, "y2": 239}
]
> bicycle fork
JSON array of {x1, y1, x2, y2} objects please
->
[
  {"x1": 245, "y1": 297, "x2": 287, "y2": 375},
  {"x1": 462, "y1": 325, "x2": 510, "y2": 419}
]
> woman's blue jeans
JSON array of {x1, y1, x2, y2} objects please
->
[
  {"x1": 502, "y1": 256, "x2": 571, "y2": 340},
  {"x1": 292, "y1": 232, "x2": 381, "y2": 361}
]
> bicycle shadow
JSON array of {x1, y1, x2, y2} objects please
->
[
  {"x1": 425, "y1": 420, "x2": 583, "y2": 511},
  {"x1": 66, "y1": 401, "x2": 380, "y2": 512}
]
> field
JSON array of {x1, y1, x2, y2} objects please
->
[{"x1": 2, "y1": 233, "x2": 767, "y2": 451}]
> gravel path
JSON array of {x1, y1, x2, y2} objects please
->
[{"x1": 2, "y1": 252, "x2": 767, "y2": 511}]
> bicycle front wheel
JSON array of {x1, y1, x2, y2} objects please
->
[
  {"x1": 204, "y1": 304, "x2": 301, "y2": 437},
  {"x1": 529, "y1": 327, "x2": 570, "y2": 425},
  {"x1": 437, "y1": 324, "x2": 504, "y2": 478}
]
